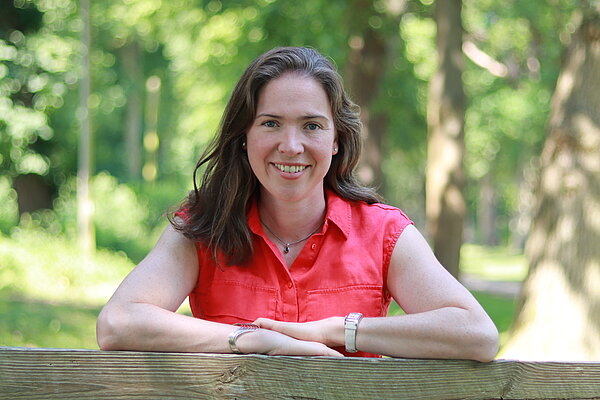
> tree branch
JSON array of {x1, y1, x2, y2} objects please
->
[{"x1": 462, "y1": 40, "x2": 508, "y2": 78}]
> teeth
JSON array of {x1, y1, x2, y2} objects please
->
[{"x1": 275, "y1": 163, "x2": 307, "y2": 173}]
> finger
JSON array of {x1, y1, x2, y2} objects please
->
[
  {"x1": 255, "y1": 319, "x2": 297, "y2": 336},
  {"x1": 253, "y1": 318, "x2": 276, "y2": 328},
  {"x1": 303, "y1": 342, "x2": 344, "y2": 357},
  {"x1": 283, "y1": 336, "x2": 343, "y2": 357},
  {"x1": 323, "y1": 347, "x2": 344, "y2": 357},
  {"x1": 254, "y1": 319, "x2": 325, "y2": 344}
]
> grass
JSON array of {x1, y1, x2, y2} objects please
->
[
  {"x1": 472, "y1": 291, "x2": 518, "y2": 333},
  {"x1": 0, "y1": 231, "x2": 525, "y2": 352},
  {"x1": 0, "y1": 291, "x2": 101, "y2": 349},
  {"x1": 0, "y1": 229, "x2": 133, "y2": 349},
  {"x1": 460, "y1": 243, "x2": 528, "y2": 281}
]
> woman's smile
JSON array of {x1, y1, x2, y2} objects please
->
[{"x1": 272, "y1": 162, "x2": 310, "y2": 175}]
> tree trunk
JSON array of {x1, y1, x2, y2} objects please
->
[
  {"x1": 78, "y1": 0, "x2": 95, "y2": 253},
  {"x1": 426, "y1": 0, "x2": 466, "y2": 278},
  {"x1": 344, "y1": 0, "x2": 391, "y2": 196},
  {"x1": 13, "y1": 174, "x2": 53, "y2": 215},
  {"x1": 501, "y1": 10, "x2": 600, "y2": 361},
  {"x1": 143, "y1": 75, "x2": 161, "y2": 182},
  {"x1": 122, "y1": 41, "x2": 143, "y2": 181},
  {"x1": 510, "y1": 166, "x2": 536, "y2": 251},
  {"x1": 478, "y1": 173, "x2": 498, "y2": 246}
]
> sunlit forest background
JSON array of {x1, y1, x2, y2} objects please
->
[{"x1": 1, "y1": 0, "x2": 599, "y2": 360}]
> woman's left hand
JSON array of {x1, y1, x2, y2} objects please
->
[{"x1": 253, "y1": 317, "x2": 345, "y2": 348}]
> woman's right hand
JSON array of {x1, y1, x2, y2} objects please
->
[{"x1": 236, "y1": 327, "x2": 344, "y2": 357}]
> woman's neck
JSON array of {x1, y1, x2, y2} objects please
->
[{"x1": 258, "y1": 189, "x2": 327, "y2": 243}]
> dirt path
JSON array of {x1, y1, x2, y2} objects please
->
[{"x1": 461, "y1": 274, "x2": 522, "y2": 298}]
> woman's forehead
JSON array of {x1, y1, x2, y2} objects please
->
[{"x1": 255, "y1": 74, "x2": 332, "y2": 118}]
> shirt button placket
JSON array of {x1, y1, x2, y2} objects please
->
[{"x1": 282, "y1": 277, "x2": 298, "y2": 321}]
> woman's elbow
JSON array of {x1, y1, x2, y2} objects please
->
[
  {"x1": 96, "y1": 305, "x2": 128, "y2": 351},
  {"x1": 471, "y1": 319, "x2": 500, "y2": 362}
]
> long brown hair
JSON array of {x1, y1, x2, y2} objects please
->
[{"x1": 173, "y1": 46, "x2": 381, "y2": 265}]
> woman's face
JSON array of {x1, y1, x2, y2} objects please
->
[{"x1": 246, "y1": 73, "x2": 338, "y2": 204}]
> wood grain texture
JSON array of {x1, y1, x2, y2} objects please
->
[{"x1": 1, "y1": 347, "x2": 599, "y2": 400}]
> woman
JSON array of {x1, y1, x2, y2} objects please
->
[{"x1": 97, "y1": 46, "x2": 499, "y2": 360}]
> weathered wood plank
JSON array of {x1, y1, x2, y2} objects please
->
[{"x1": 1, "y1": 347, "x2": 599, "y2": 400}]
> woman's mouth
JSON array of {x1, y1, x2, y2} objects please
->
[{"x1": 273, "y1": 163, "x2": 308, "y2": 173}]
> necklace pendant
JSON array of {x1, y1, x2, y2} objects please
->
[{"x1": 283, "y1": 245, "x2": 290, "y2": 254}]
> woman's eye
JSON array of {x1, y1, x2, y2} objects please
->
[
  {"x1": 263, "y1": 120, "x2": 278, "y2": 128},
  {"x1": 306, "y1": 123, "x2": 320, "y2": 131}
]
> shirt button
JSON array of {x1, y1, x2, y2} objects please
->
[
  {"x1": 311, "y1": 243, "x2": 317, "y2": 250},
  {"x1": 287, "y1": 281, "x2": 293, "y2": 289}
]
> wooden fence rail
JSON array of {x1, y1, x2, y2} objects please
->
[{"x1": 1, "y1": 347, "x2": 599, "y2": 399}]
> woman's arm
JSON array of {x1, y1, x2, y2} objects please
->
[
  {"x1": 96, "y1": 223, "x2": 229, "y2": 352},
  {"x1": 352, "y1": 224, "x2": 499, "y2": 361},
  {"x1": 255, "y1": 224, "x2": 499, "y2": 361},
  {"x1": 96, "y1": 224, "x2": 342, "y2": 356}
]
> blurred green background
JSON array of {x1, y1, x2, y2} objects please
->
[{"x1": 0, "y1": 0, "x2": 582, "y2": 351}]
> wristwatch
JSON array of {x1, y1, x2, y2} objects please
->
[
  {"x1": 344, "y1": 312, "x2": 363, "y2": 353},
  {"x1": 228, "y1": 323, "x2": 259, "y2": 354}
]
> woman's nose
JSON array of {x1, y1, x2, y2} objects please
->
[{"x1": 277, "y1": 126, "x2": 304, "y2": 155}]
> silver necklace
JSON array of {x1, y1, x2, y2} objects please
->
[{"x1": 260, "y1": 219, "x2": 321, "y2": 254}]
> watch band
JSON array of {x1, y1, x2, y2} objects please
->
[
  {"x1": 344, "y1": 312, "x2": 363, "y2": 353},
  {"x1": 228, "y1": 323, "x2": 259, "y2": 354}
]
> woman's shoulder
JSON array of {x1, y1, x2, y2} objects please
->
[
  {"x1": 327, "y1": 191, "x2": 413, "y2": 234},
  {"x1": 349, "y1": 197, "x2": 412, "y2": 223}
]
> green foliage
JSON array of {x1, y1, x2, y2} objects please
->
[
  {"x1": 129, "y1": 178, "x2": 189, "y2": 227},
  {"x1": 461, "y1": 0, "x2": 579, "y2": 243},
  {"x1": 91, "y1": 173, "x2": 152, "y2": 260},
  {"x1": 0, "y1": 35, "x2": 53, "y2": 176},
  {"x1": 381, "y1": 10, "x2": 435, "y2": 223},
  {"x1": 0, "y1": 228, "x2": 134, "y2": 305},
  {"x1": 400, "y1": 14, "x2": 437, "y2": 83},
  {"x1": 6, "y1": 171, "x2": 183, "y2": 263},
  {"x1": 0, "y1": 176, "x2": 19, "y2": 233},
  {"x1": 51, "y1": 172, "x2": 181, "y2": 262},
  {"x1": 0, "y1": 0, "x2": 80, "y2": 182}
]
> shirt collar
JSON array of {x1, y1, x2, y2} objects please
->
[
  {"x1": 247, "y1": 188, "x2": 351, "y2": 240},
  {"x1": 323, "y1": 188, "x2": 351, "y2": 239}
]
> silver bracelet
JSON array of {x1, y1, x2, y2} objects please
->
[
  {"x1": 344, "y1": 313, "x2": 363, "y2": 353},
  {"x1": 228, "y1": 323, "x2": 259, "y2": 354}
]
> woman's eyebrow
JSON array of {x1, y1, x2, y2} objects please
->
[
  {"x1": 255, "y1": 113, "x2": 280, "y2": 119},
  {"x1": 300, "y1": 114, "x2": 329, "y2": 120},
  {"x1": 255, "y1": 113, "x2": 330, "y2": 121}
]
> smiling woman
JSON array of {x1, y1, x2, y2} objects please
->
[{"x1": 96, "y1": 47, "x2": 499, "y2": 361}]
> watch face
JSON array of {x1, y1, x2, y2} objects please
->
[{"x1": 345, "y1": 313, "x2": 363, "y2": 325}]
